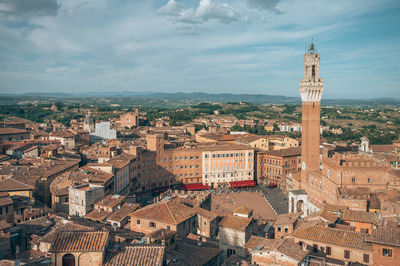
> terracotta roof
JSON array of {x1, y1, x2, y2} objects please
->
[
  {"x1": 146, "y1": 228, "x2": 177, "y2": 240},
  {"x1": 50, "y1": 130, "x2": 75, "y2": 138},
  {"x1": 0, "y1": 177, "x2": 35, "y2": 192},
  {"x1": 0, "y1": 220, "x2": 12, "y2": 230},
  {"x1": 0, "y1": 128, "x2": 28, "y2": 135},
  {"x1": 245, "y1": 237, "x2": 308, "y2": 262},
  {"x1": 0, "y1": 195, "x2": 13, "y2": 206},
  {"x1": 166, "y1": 239, "x2": 222, "y2": 266},
  {"x1": 235, "y1": 135, "x2": 265, "y2": 144},
  {"x1": 245, "y1": 236, "x2": 282, "y2": 251},
  {"x1": 219, "y1": 214, "x2": 252, "y2": 231},
  {"x1": 341, "y1": 209, "x2": 378, "y2": 224},
  {"x1": 107, "y1": 153, "x2": 136, "y2": 169},
  {"x1": 320, "y1": 210, "x2": 339, "y2": 224},
  {"x1": 107, "y1": 203, "x2": 140, "y2": 223},
  {"x1": 276, "y1": 238, "x2": 308, "y2": 262},
  {"x1": 263, "y1": 147, "x2": 301, "y2": 157},
  {"x1": 366, "y1": 227, "x2": 400, "y2": 247},
  {"x1": 49, "y1": 230, "x2": 109, "y2": 252},
  {"x1": 40, "y1": 223, "x2": 94, "y2": 243},
  {"x1": 233, "y1": 206, "x2": 253, "y2": 216},
  {"x1": 0, "y1": 159, "x2": 79, "y2": 186},
  {"x1": 370, "y1": 145, "x2": 396, "y2": 153},
  {"x1": 292, "y1": 226, "x2": 372, "y2": 251},
  {"x1": 192, "y1": 206, "x2": 218, "y2": 221},
  {"x1": 274, "y1": 213, "x2": 300, "y2": 226},
  {"x1": 333, "y1": 223, "x2": 356, "y2": 231},
  {"x1": 130, "y1": 198, "x2": 195, "y2": 225},
  {"x1": 85, "y1": 209, "x2": 112, "y2": 222},
  {"x1": 323, "y1": 203, "x2": 348, "y2": 213},
  {"x1": 96, "y1": 195, "x2": 126, "y2": 208},
  {"x1": 17, "y1": 249, "x2": 47, "y2": 263},
  {"x1": 104, "y1": 244, "x2": 165, "y2": 266}
]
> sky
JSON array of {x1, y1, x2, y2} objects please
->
[{"x1": 0, "y1": 0, "x2": 399, "y2": 99}]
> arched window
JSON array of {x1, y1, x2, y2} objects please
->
[
  {"x1": 62, "y1": 253, "x2": 75, "y2": 266},
  {"x1": 312, "y1": 65, "x2": 315, "y2": 79}
]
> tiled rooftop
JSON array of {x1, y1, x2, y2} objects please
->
[
  {"x1": 85, "y1": 209, "x2": 112, "y2": 222},
  {"x1": 107, "y1": 203, "x2": 140, "y2": 223},
  {"x1": 0, "y1": 128, "x2": 28, "y2": 135},
  {"x1": 276, "y1": 238, "x2": 309, "y2": 262},
  {"x1": 292, "y1": 226, "x2": 372, "y2": 251},
  {"x1": 192, "y1": 206, "x2": 218, "y2": 221},
  {"x1": 104, "y1": 244, "x2": 165, "y2": 266},
  {"x1": 274, "y1": 213, "x2": 300, "y2": 226},
  {"x1": 245, "y1": 236, "x2": 282, "y2": 251},
  {"x1": 0, "y1": 194, "x2": 14, "y2": 206},
  {"x1": 0, "y1": 177, "x2": 35, "y2": 192},
  {"x1": 263, "y1": 147, "x2": 301, "y2": 157},
  {"x1": 233, "y1": 206, "x2": 253, "y2": 216},
  {"x1": 366, "y1": 227, "x2": 400, "y2": 247},
  {"x1": 96, "y1": 194, "x2": 126, "y2": 208},
  {"x1": 49, "y1": 230, "x2": 109, "y2": 252},
  {"x1": 50, "y1": 130, "x2": 75, "y2": 138},
  {"x1": 341, "y1": 209, "x2": 379, "y2": 224},
  {"x1": 130, "y1": 198, "x2": 194, "y2": 225},
  {"x1": 146, "y1": 228, "x2": 177, "y2": 240},
  {"x1": 219, "y1": 214, "x2": 252, "y2": 231},
  {"x1": 166, "y1": 239, "x2": 223, "y2": 266}
]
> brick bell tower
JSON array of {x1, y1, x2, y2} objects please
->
[{"x1": 300, "y1": 41, "x2": 324, "y2": 185}]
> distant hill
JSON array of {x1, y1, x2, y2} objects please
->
[{"x1": 0, "y1": 91, "x2": 399, "y2": 106}]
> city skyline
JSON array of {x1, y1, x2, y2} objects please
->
[{"x1": 0, "y1": 0, "x2": 399, "y2": 98}]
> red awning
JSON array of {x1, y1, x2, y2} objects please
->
[
  {"x1": 181, "y1": 183, "x2": 211, "y2": 190},
  {"x1": 229, "y1": 180, "x2": 256, "y2": 188}
]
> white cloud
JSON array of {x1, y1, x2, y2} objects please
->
[
  {"x1": 158, "y1": 0, "x2": 182, "y2": 16},
  {"x1": 0, "y1": 0, "x2": 398, "y2": 97},
  {"x1": 158, "y1": 0, "x2": 240, "y2": 24},
  {"x1": 195, "y1": 0, "x2": 239, "y2": 23}
]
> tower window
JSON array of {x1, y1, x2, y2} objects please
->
[{"x1": 312, "y1": 65, "x2": 315, "y2": 79}]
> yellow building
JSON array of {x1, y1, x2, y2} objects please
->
[
  {"x1": 234, "y1": 135, "x2": 270, "y2": 151},
  {"x1": 264, "y1": 125, "x2": 274, "y2": 132},
  {"x1": 235, "y1": 135, "x2": 299, "y2": 151},
  {"x1": 267, "y1": 136, "x2": 299, "y2": 151},
  {"x1": 0, "y1": 177, "x2": 34, "y2": 199}
]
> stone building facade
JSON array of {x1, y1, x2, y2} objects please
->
[
  {"x1": 218, "y1": 214, "x2": 253, "y2": 257},
  {"x1": 49, "y1": 231, "x2": 109, "y2": 266},
  {"x1": 256, "y1": 147, "x2": 301, "y2": 186},
  {"x1": 292, "y1": 226, "x2": 373, "y2": 265},
  {"x1": 0, "y1": 128, "x2": 30, "y2": 142},
  {"x1": 120, "y1": 108, "x2": 139, "y2": 129},
  {"x1": 130, "y1": 198, "x2": 197, "y2": 239},
  {"x1": 69, "y1": 184, "x2": 104, "y2": 217}
]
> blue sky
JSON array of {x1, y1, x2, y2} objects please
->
[{"x1": 0, "y1": 0, "x2": 399, "y2": 98}]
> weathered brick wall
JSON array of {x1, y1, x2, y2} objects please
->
[
  {"x1": 292, "y1": 238, "x2": 372, "y2": 265},
  {"x1": 53, "y1": 251, "x2": 103, "y2": 266},
  {"x1": 371, "y1": 243, "x2": 400, "y2": 266}
]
